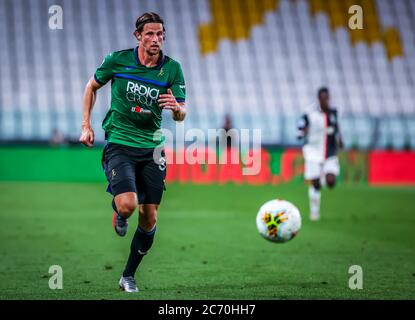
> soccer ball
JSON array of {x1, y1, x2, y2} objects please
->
[{"x1": 256, "y1": 199, "x2": 302, "y2": 243}]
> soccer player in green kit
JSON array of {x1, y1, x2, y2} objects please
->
[{"x1": 79, "y1": 12, "x2": 186, "y2": 292}]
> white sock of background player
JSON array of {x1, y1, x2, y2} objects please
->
[
  {"x1": 308, "y1": 186, "x2": 321, "y2": 218},
  {"x1": 320, "y1": 174, "x2": 326, "y2": 188}
]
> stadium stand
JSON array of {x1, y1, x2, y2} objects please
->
[{"x1": 0, "y1": 0, "x2": 414, "y2": 148}]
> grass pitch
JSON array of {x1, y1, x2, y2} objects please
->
[{"x1": 0, "y1": 182, "x2": 414, "y2": 300}]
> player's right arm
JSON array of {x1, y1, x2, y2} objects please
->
[
  {"x1": 297, "y1": 114, "x2": 309, "y2": 140},
  {"x1": 79, "y1": 53, "x2": 114, "y2": 147},
  {"x1": 79, "y1": 78, "x2": 103, "y2": 147}
]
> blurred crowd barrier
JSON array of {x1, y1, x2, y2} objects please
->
[{"x1": 1, "y1": 146, "x2": 413, "y2": 186}]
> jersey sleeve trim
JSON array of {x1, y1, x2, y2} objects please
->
[{"x1": 94, "y1": 73, "x2": 107, "y2": 85}]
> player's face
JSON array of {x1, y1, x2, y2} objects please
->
[
  {"x1": 319, "y1": 92, "x2": 329, "y2": 111},
  {"x1": 139, "y1": 23, "x2": 164, "y2": 56}
]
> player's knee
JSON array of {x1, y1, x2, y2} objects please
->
[
  {"x1": 327, "y1": 180, "x2": 336, "y2": 189},
  {"x1": 326, "y1": 175, "x2": 336, "y2": 189},
  {"x1": 139, "y1": 208, "x2": 157, "y2": 231},
  {"x1": 143, "y1": 215, "x2": 157, "y2": 231},
  {"x1": 312, "y1": 179, "x2": 321, "y2": 190},
  {"x1": 117, "y1": 199, "x2": 137, "y2": 218}
]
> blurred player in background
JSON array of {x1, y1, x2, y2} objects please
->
[
  {"x1": 297, "y1": 87, "x2": 343, "y2": 221},
  {"x1": 79, "y1": 12, "x2": 186, "y2": 292}
]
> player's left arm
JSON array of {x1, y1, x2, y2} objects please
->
[
  {"x1": 158, "y1": 62, "x2": 186, "y2": 122},
  {"x1": 297, "y1": 114, "x2": 309, "y2": 140},
  {"x1": 335, "y1": 111, "x2": 344, "y2": 149},
  {"x1": 336, "y1": 125, "x2": 344, "y2": 149},
  {"x1": 158, "y1": 88, "x2": 186, "y2": 122},
  {"x1": 173, "y1": 101, "x2": 186, "y2": 122}
]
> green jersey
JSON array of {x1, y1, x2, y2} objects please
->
[{"x1": 94, "y1": 47, "x2": 186, "y2": 148}]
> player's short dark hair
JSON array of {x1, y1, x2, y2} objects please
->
[
  {"x1": 135, "y1": 12, "x2": 165, "y2": 34},
  {"x1": 318, "y1": 87, "x2": 329, "y2": 98}
]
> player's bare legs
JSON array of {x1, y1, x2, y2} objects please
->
[
  {"x1": 112, "y1": 192, "x2": 137, "y2": 236},
  {"x1": 139, "y1": 204, "x2": 158, "y2": 231},
  {"x1": 309, "y1": 174, "x2": 336, "y2": 221},
  {"x1": 115, "y1": 192, "x2": 137, "y2": 218}
]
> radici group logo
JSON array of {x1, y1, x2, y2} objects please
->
[{"x1": 126, "y1": 81, "x2": 160, "y2": 108}]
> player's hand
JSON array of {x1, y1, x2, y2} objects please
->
[
  {"x1": 79, "y1": 125, "x2": 95, "y2": 147},
  {"x1": 158, "y1": 88, "x2": 180, "y2": 112}
]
